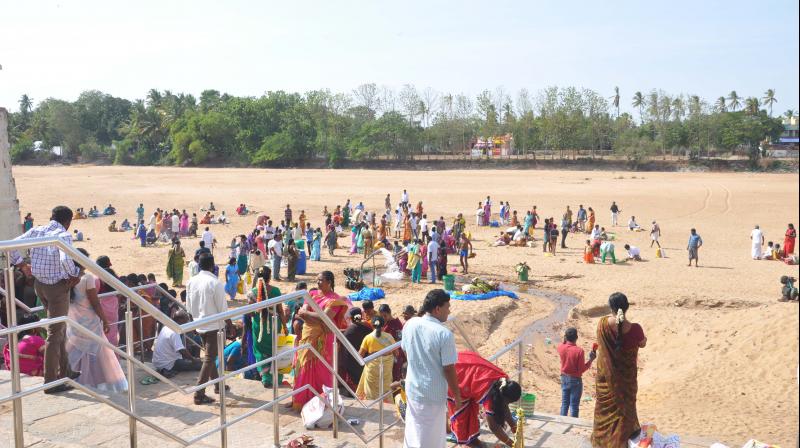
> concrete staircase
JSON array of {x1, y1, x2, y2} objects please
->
[{"x1": 1, "y1": 370, "x2": 715, "y2": 447}]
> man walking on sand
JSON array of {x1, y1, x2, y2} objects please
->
[
  {"x1": 687, "y1": 228, "x2": 703, "y2": 267},
  {"x1": 402, "y1": 289, "x2": 462, "y2": 448},
  {"x1": 9, "y1": 205, "x2": 81, "y2": 394},
  {"x1": 650, "y1": 220, "x2": 662, "y2": 248}
]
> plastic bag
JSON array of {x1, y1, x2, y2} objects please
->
[
  {"x1": 301, "y1": 385, "x2": 344, "y2": 429},
  {"x1": 237, "y1": 278, "x2": 244, "y2": 294}
]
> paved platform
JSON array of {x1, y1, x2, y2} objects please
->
[{"x1": 1, "y1": 370, "x2": 715, "y2": 447}]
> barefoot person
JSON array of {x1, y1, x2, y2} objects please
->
[
  {"x1": 185, "y1": 253, "x2": 232, "y2": 405},
  {"x1": 402, "y1": 289, "x2": 462, "y2": 448},
  {"x1": 750, "y1": 225, "x2": 765, "y2": 260},
  {"x1": 687, "y1": 228, "x2": 703, "y2": 267},
  {"x1": 458, "y1": 233, "x2": 473, "y2": 274},
  {"x1": 592, "y1": 292, "x2": 647, "y2": 448},
  {"x1": 649, "y1": 221, "x2": 661, "y2": 248},
  {"x1": 447, "y1": 351, "x2": 521, "y2": 447}
]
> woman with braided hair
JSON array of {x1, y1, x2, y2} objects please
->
[
  {"x1": 447, "y1": 351, "x2": 521, "y2": 447},
  {"x1": 244, "y1": 266, "x2": 286, "y2": 387},
  {"x1": 591, "y1": 292, "x2": 647, "y2": 448}
]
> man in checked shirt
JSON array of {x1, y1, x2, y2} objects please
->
[{"x1": 9, "y1": 205, "x2": 81, "y2": 394}]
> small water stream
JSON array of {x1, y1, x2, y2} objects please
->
[{"x1": 452, "y1": 275, "x2": 580, "y2": 340}]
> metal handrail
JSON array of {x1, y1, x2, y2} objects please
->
[{"x1": 2, "y1": 235, "x2": 531, "y2": 448}]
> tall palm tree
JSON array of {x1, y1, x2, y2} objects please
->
[
  {"x1": 632, "y1": 91, "x2": 645, "y2": 124},
  {"x1": 688, "y1": 95, "x2": 702, "y2": 118},
  {"x1": 727, "y1": 91, "x2": 741, "y2": 112},
  {"x1": 715, "y1": 97, "x2": 727, "y2": 113},
  {"x1": 647, "y1": 91, "x2": 659, "y2": 122},
  {"x1": 744, "y1": 97, "x2": 760, "y2": 115},
  {"x1": 671, "y1": 96, "x2": 685, "y2": 121},
  {"x1": 785, "y1": 109, "x2": 796, "y2": 120},
  {"x1": 611, "y1": 86, "x2": 620, "y2": 118},
  {"x1": 18, "y1": 94, "x2": 33, "y2": 114},
  {"x1": 762, "y1": 89, "x2": 777, "y2": 116}
]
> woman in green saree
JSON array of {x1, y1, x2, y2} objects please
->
[
  {"x1": 592, "y1": 292, "x2": 647, "y2": 448},
  {"x1": 246, "y1": 266, "x2": 287, "y2": 387}
]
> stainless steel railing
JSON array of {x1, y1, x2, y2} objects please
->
[{"x1": 1, "y1": 235, "x2": 531, "y2": 448}]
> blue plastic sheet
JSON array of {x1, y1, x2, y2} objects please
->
[
  {"x1": 347, "y1": 287, "x2": 386, "y2": 302},
  {"x1": 449, "y1": 290, "x2": 518, "y2": 301}
]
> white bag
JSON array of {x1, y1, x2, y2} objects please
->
[{"x1": 301, "y1": 385, "x2": 344, "y2": 429}]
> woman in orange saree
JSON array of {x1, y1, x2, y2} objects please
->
[
  {"x1": 402, "y1": 212, "x2": 412, "y2": 243},
  {"x1": 292, "y1": 271, "x2": 351, "y2": 411},
  {"x1": 592, "y1": 292, "x2": 647, "y2": 448},
  {"x1": 586, "y1": 207, "x2": 595, "y2": 234}
]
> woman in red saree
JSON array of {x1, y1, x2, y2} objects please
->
[
  {"x1": 292, "y1": 271, "x2": 351, "y2": 411},
  {"x1": 784, "y1": 223, "x2": 796, "y2": 256},
  {"x1": 447, "y1": 351, "x2": 520, "y2": 447},
  {"x1": 592, "y1": 292, "x2": 647, "y2": 448}
]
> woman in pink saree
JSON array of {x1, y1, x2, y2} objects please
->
[
  {"x1": 483, "y1": 198, "x2": 492, "y2": 226},
  {"x1": 292, "y1": 271, "x2": 351, "y2": 411},
  {"x1": 180, "y1": 210, "x2": 190, "y2": 236}
]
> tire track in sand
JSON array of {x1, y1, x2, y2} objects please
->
[{"x1": 671, "y1": 185, "x2": 712, "y2": 221}]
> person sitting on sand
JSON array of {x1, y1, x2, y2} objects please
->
[
  {"x1": 73, "y1": 208, "x2": 86, "y2": 220},
  {"x1": 88, "y1": 206, "x2": 100, "y2": 218},
  {"x1": 590, "y1": 224, "x2": 601, "y2": 241},
  {"x1": 73, "y1": 229, "x2": 84, "y2": 242},
  {"x1": 628, "y1": 216, "x2": 641, "y2": 231},
  {"x1": 493, "y1": 231, "x2": 511, "y2": 247},
  {"x1": 120, "y1": 218, "x2": 132, "y2": 231},
  {"x1": 108, "y1": 220, "x2": 118, "y2": 232},
  {"x1": 599, "y1": 227, "x2": 609, "y2": 241},
  {"x1": 200, "y1": 212, "x2": 213, "y2": 224},
  {"x1": 103, "y1": 204, "x2": 116, "y2": 215},
  {"x1": 146, "y1": 228, "x2": 157, "y2": 245},
  {"x1": 208, "y1": 202, "x2": 216, "y2": 211},
  {"x1": 761, "y1": 241, "x2": 775, "y2": 260},
  {"x1": 624, "y1": 244, "x2": 642, "y2": 261},
  {"x1": 512, "y1": 225, "x2": 527, "y2": 246},
  {"x1": 216, "y1": 211, "x2": 229, "y2": 225}
]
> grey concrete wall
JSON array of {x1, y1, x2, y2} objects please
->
[{"x1": 0, "y1": 107, "x2": 22, "y2": 240}]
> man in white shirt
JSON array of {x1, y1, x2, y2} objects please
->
[
  {"x1": 201, "y1": 227, "x2": 215, "y2": 252},
  {"x1": 427, "y1": 239, "x2": 439, "y2": 283},
  {"x1": 152, "y1": 311, "x2": 201, "y2": 376},
  {"x1": 402, "y1": 290, "x2": 461, "y2": 448},
  {"x1": 750, "y1": 225, "x2": 764, "y2": 260},
  {"x1": 419, "y1": 215, "x2": 429, "y2": 243},
  {"x1": 623, "y1": 244, "x2": 642, "y2": 261},
  {"x1": 410, "y1": 214, "x2": 418, "y2": 239},
  {"x1": 513, "y1": 226, "x2": 526, "y2": 245},
  {"x1": 268, "y1": 234, "x2": 283, "y2": 281},
  {"x1": 401, "y1": 189, "x2": 409, "y2": 206},
  {"x1": 263, "y1": 221, "x2": 275, "y2": 240},
  {"x1": 185, "y1": 253, "x2": 231, "y2": 405}
]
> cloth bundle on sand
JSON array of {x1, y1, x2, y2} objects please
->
[
  {"x1": 449, "y1": 290, "x2": 518, "y2": 301},
  {"x1": 347, "y1": 287, "x2": 385, "y2": 302},
  {"x1": 627, "y1": 424, "x2": 679, "y2": 448}
]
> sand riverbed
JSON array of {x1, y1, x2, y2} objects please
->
[{"x1": 11, "y1": 165, "x2": 800, "y2": 446}]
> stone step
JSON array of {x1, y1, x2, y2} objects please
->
[{"x1": 2, "y1": 370, "x2": 715, "y2": 447}]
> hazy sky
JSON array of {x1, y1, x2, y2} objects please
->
[{"x1": 1, "y1": 0, "x2": 798, "y2": 114}]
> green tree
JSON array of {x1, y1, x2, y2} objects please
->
[
  {"x1": 727, "y1": 91, "x2": 741, "y2": 112},
  {"x1": 632, "y1": 91, "x2": 645, "y2": 124},
  {"x1": 762, "y1": 89, "x2": 777, "y2": 116}
]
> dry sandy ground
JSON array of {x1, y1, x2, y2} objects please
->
[{"x1": 10, "y1": 166, "x2": 800, "y2": 446}]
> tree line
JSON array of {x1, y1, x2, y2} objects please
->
[{"x1": 7, "y1": 85, "x2": 790, "y2": 167}]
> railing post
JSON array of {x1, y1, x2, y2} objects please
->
[
  {"x1": 217, "y1": 329, "x2": 228, "y2": 448},
  {"x1": 137, "y1": 306, "x2": 145, "y2": 363},
  {"x1": 125, "y1": 304, "x2": 138, "y2": 447},
  {"x1": 378, "y1": 357, "x2": 385, "y2": 448},
  {"x1": 4, "y1": 257, "x2": 25, "y2": 448},
  {"x1": 332, "y1": 338, "x2": 339, "y2": 439},
  {"x1": 272, "y1": 309, "x2": 280, "y2": 448},
  {"x1": 517, "y1": 342, "x2": 524, "y2": 405}
]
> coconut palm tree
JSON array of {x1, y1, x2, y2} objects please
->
[
  {"x1": 745, "y1": 97, "x2": 760, "y2": 115},
  {"x1": 727, "y1": 91, "x2": 741, "y2": 112},
  {"x1": 762, "y1": 89, "x2": 777, "y2": 116},
  {"x1": 671, "y1": 96, "x2": 685, "y2": 121},
  {"x1": 715, "y1": 97, "x2": 727, "y2": 113},
  {"x1": 688, "y1": 95, "x2": 702, "y2": 118},
  {"x1": 632, "y1": 91, "x2": 645, "y2": 124},
  {"x1": 611, "y1": 86, "x2": 620, "y2": 117},
  {"x1": 785, "y1": 109, "x2": 796, "y2": 120},
  {"x1": 647, "y1": 91, "x2": 660, "y2": 122}
]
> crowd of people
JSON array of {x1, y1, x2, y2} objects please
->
[{"x1": 4, "y1": 193, "x2": 797, "y2": 448}]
